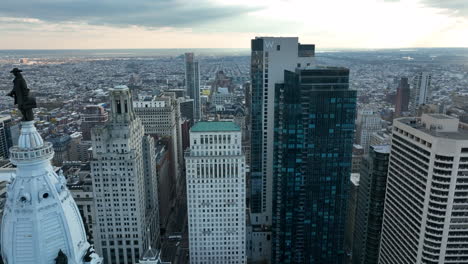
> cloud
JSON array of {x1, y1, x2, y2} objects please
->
[
  {"x1": 0, "y1": 0, "x2": 260, "y2": 28},
  {"x1": 421, "y1": 0, "x2": 468, "y2": 17}
]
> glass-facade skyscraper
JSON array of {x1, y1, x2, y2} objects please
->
[
  {"x1": 272, "y1": 67, "x2": 356, "y2": 263},
  {"x1": 250, "y1": 37, "x2": 315, "y2": 262},
  {"x1": 185, "y1": 52, "x2": 201, "y2": 121},
  {"x1": 352, "y1": 145, "x2": 390, "y2": 264}
]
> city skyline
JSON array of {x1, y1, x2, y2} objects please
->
[
  {"x1": 1, "y1": 25, "x2": 468, "y2": 263},
  {"x1": 1, "y1": 0, "x2": 467, "y2": 50}
]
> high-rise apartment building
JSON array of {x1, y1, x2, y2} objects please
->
[
  {"x1": 394, "y1": 77, "x2": 410, "y2": 117},
  {"x1": 185, "y1": 53, "x2": 201, "y2": 120},
  {"x1": 0, "y1": 115, "x2": 13, "y2": 160},
  {"x1": 134, "y1": 93, "x2": 183, "y2": 189},
  {"x1": 250, "y1": 37, "x2": 315, "y2": 262},
  {"x1": 352, "y1": 145, "x2": 390, "y2": 264},
  {"x1": 379, "y1": 114, "x2": 468, "y2": 264},
  {"x1": 185, "y1": 122, "x2": 246, "y2": 263},
  {"x1": 91, "y1": 85, "x2": 159, "y2": 264},
  {"x1": 356, "y1": 109, "x2": 382, "y2": 154},
  {"x1": 272, "y1": 67, "x2": 356, "y2": 263},
  {"x1": 410, "y1": 72, "x2": 431, "y2": 113}
]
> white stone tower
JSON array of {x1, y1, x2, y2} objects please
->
[
  {"x1": 91, "y1": 85, "x2": 159, "y2": 264},
  {"x1": 186, "y1": 121, "x2": 247, "y2": 263},
  {"x1": 1, "y1": 121, "x2": 102, "y2": 264}
]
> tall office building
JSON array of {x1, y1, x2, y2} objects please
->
[
  {"x1": 91, "y1": 85, "x2": 159, "y2": 264},
  {"x1": 355, "y1": 109, "x2": 382, "y2": 154},
  {"x1": 65, "y1": 164, "x2": 97, "y2": 245},
  {"x1": 185, "y1": 122, "x2": 246, "y2": 264},
  {"x1": 185, "y1": 53, "x2": 201, "y2": 121},
  {"x1": 352, "y1": 145, "x2": 390, "y2": 264},
  {"x1": 69, "y1": 131, "x2": 83, "y2": 161},
  {"x1": 2, "y1": 121, "x2": 102, "y2": 264},
  {"x1": 379, "y1": 114, "x2": 468, "y2": 264},
  {"x1": 410, "y1": 72, "x2": 431, "y2": 113},
  {"x1": 394, "y1": 77, "x2": 410, "y2": 117},
  {"x1": 369, "y1": 130, "x2": 392, "y2": 146},
  {"x1": 81, "y1": 104, "x2": 109, "y2": 141},
  {"x1": 134, "y1": 93, "x2": 183, "y2": 189},
  {"x1": 0, "y1": 115, "x2": 13, "y2": 160},
  {"x1": 272, "y1": 67, "x2": 356, "y2": 263},
  {"x1": 179, "y1": 97, "x2": 194, "y2": 121},
  {"x1": 352, "y1": 144, "x2": 365, "y2": 173},
  {"x1": 250, "y1": 38, "x2": 315, "y2": 261},
  {"x1": 48, "y1": 134, "x2": 72, "y2": 166},
  {"x1": 345, "y1": 173, "x2": 360, "y2": 263}
]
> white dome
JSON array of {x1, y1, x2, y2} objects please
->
[{"x1": 1, "y1": 122, "x2": 102, "y2": 264}]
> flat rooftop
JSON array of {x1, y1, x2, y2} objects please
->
[
  {"x1": 191, "y1": 121, "x2": 240, "y2": 132},
  {"x1": 372, "y1": 144, "x2": 391, "y2": 154},
  {"x1": 427, "y1": 114, "x2": 456, "y2": 120},
  {"x1": 397, "y1": 116, "x2": 468, "y2": 140}
]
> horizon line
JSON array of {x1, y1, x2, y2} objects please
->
[{"x1": 0, "y1": 46, "x2": 467, "y2": 51}]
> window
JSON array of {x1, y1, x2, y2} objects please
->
[{"x1": 276, "y1": 45, "x2": 280, "y2": 51}]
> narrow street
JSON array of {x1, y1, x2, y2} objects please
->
[{"x1": 161, "y1": 180, "x2": 189, "y2": 263}]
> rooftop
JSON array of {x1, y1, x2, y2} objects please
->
[
  {"x1": 372, "y1": 144, "x2": 391, "y2": 154},
  {"x1": 427, "y1": 114, "x2": 455, "y2": 120},
  {"x1": 351, "y1": 173, "x2": 360, "y2": 186},
  {"x1": 111, "y1": 85, "x2": 129, "y2": 91},
  {"x1": 191, "y1": 121, "x2": 240, "y2": 132},
  {"x1": 397, "y1": 115, "x2": 468, "y2": 140}
]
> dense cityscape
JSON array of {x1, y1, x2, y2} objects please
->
[{"x1": 0, "y1": 38, "x2": 468, "y2": 264}]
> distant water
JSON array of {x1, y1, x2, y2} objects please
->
[{"x1": 0, "y1": 48, "x2": 250, "y2": 58}]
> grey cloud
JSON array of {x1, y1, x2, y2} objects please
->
[
  {"x1": 0, "y1": 0, "x2": 261, "y2": 28},
  {"x1": 421, "y1": 0, "x2": 468, "y2": 17}
]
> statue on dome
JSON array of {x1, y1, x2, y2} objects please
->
[{"x1": 6, "y1": 68, "x2": 37, "y2": 121}]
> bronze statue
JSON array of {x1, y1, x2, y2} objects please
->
[{"x1": 6, "y1": 68, "x2": 36, "y2": 121}]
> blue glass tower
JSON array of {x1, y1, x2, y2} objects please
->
[{"x1": 272, "y1": 67, "x2": 356, "y2": 263}]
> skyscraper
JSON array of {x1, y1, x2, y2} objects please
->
[
  {"x1": 355, "y1": 109, "x2": 382, "y2": 154},
  {"x1": 48, "y1": 133, "x2": 71, "y2": 166},
  {"x1": 185, "y1": 122, "x2": 246, "y2": 264},
  {"x1": 249, "y1": 38, "x2": 315, "y2": 261},
  {"x1": 352, "y1": 145, "x2": 390, "y2": 264},
  {"x1": 345, "y1": 173, "x2": 360, "y2": 263},
  {"x1": 394, "y1": 77, "x2": 410, "y2": 117},
  {"x1": 410, "y1": 72, "x2": 431, "y2": 113},
  {"x1": 91, "y1": 85, "x2": 159, "y2": 264},
  {"x1": 0, "y1": 115, "x2": 13, "y2": 160},
  {"x1": 379, "y1": 114, "x2": 468, "y2": 263},
  {"x1": 2, "y1": 121, "x2": 102, "y2": 263},
  {"x1": 185, "y1": 53, "x2": 201, "y2": 121},
  {"x1": 134, "y1": 93, "x2": 183, "y2": 189},
  {"x1": 272, "y1": 67, "x2": 356, "y2": 263}
]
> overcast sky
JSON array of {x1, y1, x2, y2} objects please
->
[{"x1": 0, "y1": 0, "x2": 467, "y2": 49}]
